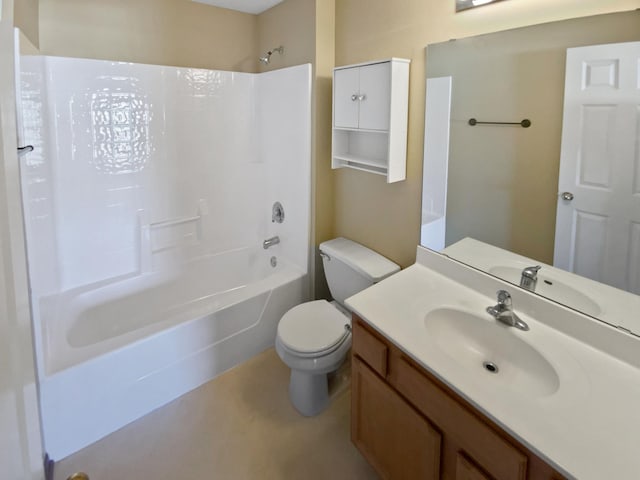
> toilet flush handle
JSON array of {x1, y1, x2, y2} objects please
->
[{"x1": 319, "y1": 251, "x2": 331, "y2": 261}]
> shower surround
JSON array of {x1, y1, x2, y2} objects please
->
[{"x1": 18, "y1": 56, "x2": 312, "y2": 460}]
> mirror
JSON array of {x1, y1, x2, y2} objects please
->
[
  {"x1": 421, "y1": 10, "x2": 640, "y2": 334},
  {"x1": 456, "y1": 0, "x2": 506, "y2": 13}
]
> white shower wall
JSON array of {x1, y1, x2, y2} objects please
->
[
  {"x1": 17, "y1": 56, "x2": 311, "y2": 460},
  {"x1": 256, "y1": 68, "x2": 311, "y2": 271},
  {"x1": 19, "y1": 57, "x2": 311, "y2": 297}
]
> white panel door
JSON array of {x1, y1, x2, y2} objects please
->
[
  {"x1": 0, "y1": 3, "x2": 45, "y2": 479},
  {"x1": 554, "y1": 42, "x2": 640, "y2": 293},
  {"x1": 333, "y1": 66, "x2": 360, "y2": 129},
  {"x1": 358, "y1": 62, "x2": 391, "y2": 131}
]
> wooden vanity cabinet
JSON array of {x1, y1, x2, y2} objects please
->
[
  {"x1": 352, "y1": 357, "x2": 442, "y2": 479},
  {"x1": 351, "y1": 315, "x2": 566, "y2": 480}
]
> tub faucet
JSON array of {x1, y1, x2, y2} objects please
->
[
  {"x1": 486, "y1": 290, "x2": 529, "y2": 331},
  {"x1": 263, "y1": 236, "x2": 280, "y2": 249},
  {"x1": 520, "y1": 265, "x2": 541, "y2": 292}
]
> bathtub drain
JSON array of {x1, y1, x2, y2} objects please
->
[{"x1": 483, "y1": 361, "x2": 499, "y2": 373}]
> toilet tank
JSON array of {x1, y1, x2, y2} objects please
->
[{"x1": 319, "y1": 237, "x2": 400, "y2": 306}]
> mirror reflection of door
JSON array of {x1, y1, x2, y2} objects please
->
[
  {"x1": 420, "y1": 11, "x2": 640, "y2": 333},
  {"x1": 554, "y1": 41, "x2": 640, "y2": 294}
]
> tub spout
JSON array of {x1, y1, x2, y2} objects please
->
[{"x1": 263, "y1": 236, "x2": 280, "y2": 249}]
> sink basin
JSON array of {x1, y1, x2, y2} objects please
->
[
  {"x1": 424, "y1": 308, "x2": 560, "y2": 397},
  {"x1": 488, "y1": 266, "x2": 602, "y2": 317}
]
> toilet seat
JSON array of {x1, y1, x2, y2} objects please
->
[{"x1": 277, "y1": 300, "x2": 350, "y2": 357}]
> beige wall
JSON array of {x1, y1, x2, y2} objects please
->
[
  {"x1": 312, "y1": 0, "x2": 336, "y2": 298},
  {"x1": 39, "y1": 0, "x2": 258, "y2": 72},
  {"x1": 430, "y1": 11, "x2": 640, "y2": 264},
  {"x1": 257, "y1": 0, "x2": 315, "y2": 72},
  {"x1": 19, "y1": 30, "x2": 39, "y2": 54},
  {"x1": 14, "y1": 0, "x2": 38, "y2": 47},
  {"x1": 334, "y1": 0, "x2": 640, "y2": 268}
]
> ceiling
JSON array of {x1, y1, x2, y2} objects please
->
[{"x1": 192, "y1": 0, "x2": 284, "y2": 15}]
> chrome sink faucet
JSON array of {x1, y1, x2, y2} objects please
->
[
  {"x1": 520, "y1": 265, "x2": 541, "y2": 292},
  {"x1": 263, "y1": 236, "x2": 280, "y2": 249},
  {"x1": 486, "y1": 290, "x2": 529, "y2": 331}
]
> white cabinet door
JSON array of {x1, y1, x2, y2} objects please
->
[
  {"x1": 333, "y1": 66, "x2": 360, "y2": 129},
  {"x1": 554, "y1": 41, "x2": 640, "y2": 294},
  {"x1": 331, "y1": 58, "x2": 409, "y2": 182},
  {"x1": 358, "y1": 62, "x2": 391, "y2": 131}
]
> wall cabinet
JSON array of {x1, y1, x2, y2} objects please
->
[
  {"x1": 351, "y1": 315, "x2": 567, "y2": 480},
  {"x1": 332, "y1": 58, "x2": 410, "y2": 183}
]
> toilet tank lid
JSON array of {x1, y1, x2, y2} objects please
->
[{"x1": 319, "y1": 237, "x2": 400, "y2": 282}]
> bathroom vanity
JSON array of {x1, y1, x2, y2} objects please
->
[
  {"x1": 346, "y1": 247, "x2": 640, "y2": 480},
  {"x1": 351, "y1": 316, "x2": 562, "y2": 480}
]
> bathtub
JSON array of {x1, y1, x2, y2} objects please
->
[{"x1": 37, "y1": 247, "x2": 308, "y2": 461}]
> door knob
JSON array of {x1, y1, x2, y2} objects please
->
[
  {"x1": 17, "y1": 145, "x2": 34, "y2": 156},
  {"x1": 560, "y1": 192, "x2": 574, "y2": 201},
  {"x1": 66, "y1": 473, "x2": 90, "y2": 480}
]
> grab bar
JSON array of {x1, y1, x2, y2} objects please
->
[{"x1": 149, "y1": 215, "x2": 200, "y2": 229}]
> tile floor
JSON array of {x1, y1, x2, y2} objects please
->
[{"x1": 53, "y1": 348, "x2": 378, "y2": 480}]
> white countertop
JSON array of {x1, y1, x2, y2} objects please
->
[{"x1": 346, "y1": 247, "x2": 640, "y2": 480}]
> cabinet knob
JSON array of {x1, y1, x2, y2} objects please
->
[
  {"x1": 351, "y1": 94, "x2": 358, "y2": 101},
  {"x1": 358, "y1": 94, "x2": 366, "y2": 101}
]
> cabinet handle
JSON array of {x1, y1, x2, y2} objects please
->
[
  {"x1": 358, "y1": 94, "x2": 366, "y2": 101},
  {"x1": 351, "y1": 94, "x2": 358, "y2": 101}
]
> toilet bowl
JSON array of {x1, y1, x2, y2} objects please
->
[
  {"x1": 276, "y1": 300, "x2": 352, "y2": 416},
  {"x1": 275, "y1": 237, "x2": 400, "y2": 416}
]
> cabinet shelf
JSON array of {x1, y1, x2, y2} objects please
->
[
  {"x1": 333, "y1": 156, "x2": 388, "y2": 176},
  {"x1": 333, "y1": 126, "x2": 388, "y2": 134},
  {"x1": 332, "y1": 153, "x2": 387, "y2": 169},
  {"x1": 332, "y1": 58, "x2": 410, "y2": 183}
]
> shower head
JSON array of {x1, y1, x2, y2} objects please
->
[{"x1": 259, "y1": 46, "x2": 284, "y2": 65}]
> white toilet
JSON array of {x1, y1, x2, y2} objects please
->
[{"x1": 276, "y1": 237, "x2": 400, "y2": 416}]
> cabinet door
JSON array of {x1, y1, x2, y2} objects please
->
[
  {"x1": 358, "y1": 62, "x2": 391, "y2": 131},
  {"x1": 393, "y1": 356, "x2": 528, "y2": 480},
  {"x1": 456, "y1": 453, "x2": 491, "y2": 480},
  {"x1": 334, "y1": 67, "x2": 360, "y2": 129},
  {"x1": 352, "y1": 357, "x2": 441, "y2": 480},
  {"x1": 352, "y1": 319, "x2": 388, "y2": 377}
]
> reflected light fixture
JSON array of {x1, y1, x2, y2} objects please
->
[{"x1": 456, "y1": 0, "x2": 506, "y2": 12}]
